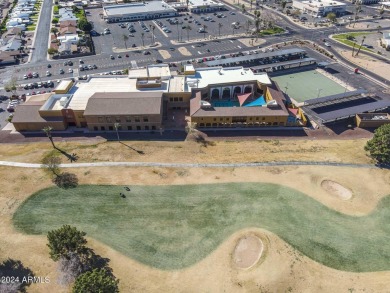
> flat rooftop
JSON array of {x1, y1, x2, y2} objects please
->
[
  {"x1": 67, "y1": 77, "x2": 168, "y2": 111},
  {"x1": 299, "y1": 0, "x2": 346, "y2": 7},
  {"x1": 103, "y1": 2, "x2": 176, "y2": 16},
  {"x1": 168, "y1": 76, "x2": 186, "y2": 93},
  {"x1": 186, "y1": 67, "x2": 272, "y2": 90}
]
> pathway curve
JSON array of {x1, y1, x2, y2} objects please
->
[{"x1": 0, "y1": 160, "x2": 383, "y2": 169}]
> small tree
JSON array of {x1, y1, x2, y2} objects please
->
[
  {"x1": 47, "y1": 225, "x2": 88, "y2": 261},
  {"x1": 48, "y1": 47, "x2": 58, "y2": 55},
  {"x1": 281, "y1": 1, "x2": 287, "y2": 10},
  {"x1": 327, "y1": 12, "x2": 337, "y2": 23},
  {"x1": 78, "y1": 18, "x2": 92, "y2": 32},
  {"x1": 202, "y1": 24, "x2": 207, "y2": 39},
  {"x1": 51, "y1": 27, "x2": 58, "y2": 37},
  {"x1": 72, "y1": 269, "x2": 119, "y2": 293},
  {"x1": 42, "y1": 154, "x2": 61, "y2": 176},
  {"x1": 43, "y1": 126, "x2": 56, "y2": 148},
  {"x1": 141, "y1": 32, "x2": 145, "y2": 47},
  {"x1": 241, "y1": 4, "x2": 246, "y2": 13},
  {"x1": 4, "y1": 77, "x2": 18, "y2": 95},
  {"x1": 53, "y1": 172, "x2": 79, "y2": 189},
  {"x1": 364, "y1": 124, "x2": 390, "y2": 164}
]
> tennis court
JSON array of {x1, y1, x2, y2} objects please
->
[{"x1": 272, "y1": 70, "x2": 346, "y2": 103}]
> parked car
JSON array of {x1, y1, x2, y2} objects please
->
[
  {"x1": 32, "y1": 72, "x2": 38, "y2": 78},
  {"x1": 68, "y1": 68, "x2": 73, "y2": 73},
  {"x1": 23, "y1": 74, "x2": 28, "y2": 79},
  {"x1": 46, "y1": 71, "x2": 51, "y2": 76},
  {"x1": 110, "y1": 55, "x2": 115, "y2": 59},
  {"x1": 59, "y1": 68, "x2": 64, "y2": 74},
  {"x1": 47, "y1": 64, "x2": 51, "y2": 68},
  {"x1": 324, "y1": 42, "x2": 331, "y2": 47}
]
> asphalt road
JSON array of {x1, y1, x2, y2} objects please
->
[{"x1": 30, "y1": 0, "x2": 53, "y2": 64}]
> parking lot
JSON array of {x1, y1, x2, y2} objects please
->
[{"x1": 86, "y1": 6, "x2": 252, "y2": 53}]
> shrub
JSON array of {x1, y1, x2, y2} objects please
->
[{"x1": 53, "y1": 172, "x2": 79, "y2": 189}]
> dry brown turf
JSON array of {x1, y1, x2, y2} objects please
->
[{"x1": 0, "y1": 139, "x2": 389, "y2": 292}]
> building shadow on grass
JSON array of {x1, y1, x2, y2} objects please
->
[{"x1": 0, "y1": 259, "x2": 34, "y2": 293}]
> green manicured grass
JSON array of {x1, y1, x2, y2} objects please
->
[
  {"x1": 260, "y1": 27, "x2": 285, "y2": 36},
  {"x1": 26, "y1": 25, "x2": 36, "y2": 31},
  {"x1": 13, "y1": 183, "x2": 390, "y2": 271},
  {"x1": 333, "y1": 33, "x2": 373, "y2": 53}
]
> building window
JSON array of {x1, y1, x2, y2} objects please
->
[
  {"x1": 145, "y1": 126, "x2": 149, "y2": 130},
  {"x1": 109, "y1": 126, "x2": 113, "y2": 131},
  {"x1": 220, "y1": 118, "x2": 223, "y2": 121},
  {"x1": 199, "y1": 123, "x2": 205, "y2": 127},
  {"x1": 136, "y1": 126, "x2": 141, "y2": 130},
  {"x1": 143, "y1": 117, "x2": 149, "y2": 122},
  {"x1": 174, "y1": 97, "x2": 178, "y2": 102},
  {"x1": 179, "y1": 97, "x2": 183, "y2": 101},
  {"x1": 213, "y1": 118, "x2": 216, "y2": 121},
  {"x1": 170, "y1": 98, "x2": 174, "y2": 102},
  {"x1": 249, "y1": 117, "x2": 252, "y2": 121},
  {"x1": 98, "y1": 117, "x2": 104, "y2": 123},
  {"x1": 93, "y1": 126, "x2": 98, "y2": 131},
  {"x1": 106, "y1": 117, "x2": 112, "y2": 123},
  {"x1": 127, "y1": 126, "x2": 132, "y2": 130},
  {"x1": 126, "y1": 116, "x2": 131, "y2": 122},
  {"x1": 101, "y1": 126, "x2": 105, "y2": 131},
  {"x1": 152, "y1": 126, "x2": 156, "y2": 130},
  {"x1": 262, "y1": 117, "x2": 265, "y2": 121},
  {"x1": 115, "y1": 117, "x2": 121, "y2": 123},
  {"x1": 135, "y1": 116, "x2": 140, "y2": 122}
]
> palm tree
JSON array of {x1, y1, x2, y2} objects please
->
[
  {"x1": 141, "y1": 32, "x2": 145, "y2": 47},
  {"x1": 122, "y1": 34, "x2": 129, "y2": 49},
  {"x1": 43, "y1": 126, "x2": 55, "y2": 148},
  {"x1": 246, "y1": 19, "x2": 252, "y2": 34},
  {"x1": 114, "y1": 123, "x2": 120, "y2": 141},
  {"x1": 184, "y1": 25, "x2": 192, "y2": 41},
  {"x1": 254, "y1": 18, "x2": 260, "y2": 41},
  {"x1": 186, "y1": 0, "x2": 190, "y2": 10},
  {"x1": 353, "y1": 4, "x2": 361, "y2": 28},
  {"x1": 218, "y1": 23, "x2": 223, "y2": 37},
  {"x1": 150, "y1": 24, "x2": 156, "y2": 45},
  {"x1": 355, "y1": 36, "x2": 366, "y2": 57},
  {"x1": 202, "y1": 24, "x2": 207, "y2": 39}
]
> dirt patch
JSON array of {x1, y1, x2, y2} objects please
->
[
  {"x1": 233, "y1": 235, "x2": 264, "y2": 269},
  {"x1": 321, "y1": 179, "x2": 353, "y2": 200},
  {"x1": 1, "y1": 165, "x2": 390, "y2": 292},
  {"x1": 338, "y1": 50, "x2": 390, "y2": 82},
  {"x1": 158, "y1": 50, "x2": 171, "y2": 59},
  {"x1": 237, "y1": 38, "x2": 266, "y2": 47},
  {"x1": 177, "y1": 46, "x2": 192, "y2": 56}
]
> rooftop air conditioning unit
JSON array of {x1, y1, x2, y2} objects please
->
[{"x1": 200, "y1": 100, "x2": 212, "y2": 108}]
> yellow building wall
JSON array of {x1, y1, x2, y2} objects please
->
[
  {"x1": 13, "y1": 121, "x2": 66, "y2": 132},
  {"x1": 74, "y1": 110, "x2": 87, "y2": 127}
]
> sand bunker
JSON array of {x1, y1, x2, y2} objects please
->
[
  {"x1": 233, "y1": 235, "x2": 263, "y2": 269},
  {"x1": 321, "y1": 180, "x2": 353, "y2": 200}
]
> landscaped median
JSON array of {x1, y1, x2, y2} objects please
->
[{"x1": 332, "y1": 32, "x2": 373, "y2": 53}]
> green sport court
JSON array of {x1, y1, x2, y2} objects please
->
[{"x1": 272, "y1": 70, "x2": 346, "y2": 102}]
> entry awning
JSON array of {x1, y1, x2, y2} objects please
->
[{"x1": 237, "y1": 93, "x2": 251, "y2": 107}]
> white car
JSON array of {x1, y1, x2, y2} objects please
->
[
  {"x1": 23, "y1": 74, "x2": 28, "y2": 79},
  {"x1": 68, "y1": 68, "x2": 73, "y2": 73},
  {"x1": 324, "y1": 42, "x2": 331, "y2": 47},
  {"x1": 46, "y1": 71, "x2": 51, "y2": 76}
]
